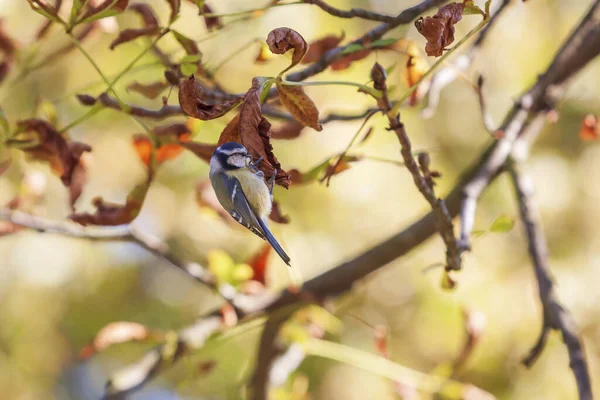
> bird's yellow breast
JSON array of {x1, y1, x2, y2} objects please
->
[{"x1": 229, "y1": 169, "x2": 272, "y2": 219}]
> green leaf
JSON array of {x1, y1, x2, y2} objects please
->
[
  {"x1": 304, "y1": 338, "x2": 474, "y2": 396},
  {"x1": 181, "y1": 54, "x2": 202, "y2": 64},
  {"x1": 69, "y1": 0, "x2": 85, "y2": 24},
  {"x1": 180, "y1": 62, "x2": 197, "y2": 76},
  {"x1": 484, "y1": 0, "x2": 492, "y2": 16},
  {"x1": 26, "y1": 0, "x2": 63, "y2": 24},
  {"x1": 259, "y1": 80, "x2": 274, "y2": 103},
  {"x1": 367, "y1": 38, "x2": 398, "y2": 48},
  {"x1": 340, "y1": 43, "x2": 363, "y2": 55},
  {"x1": 385, "y1": 63, "x2": 397, "y2": 76},
  {"x1": 463, "y1": 0, "x2": 485, "y2": 16},
  {"x1": 0, "y1": 108, "x2": 9, "y2": 139},
  {"x1": 231, "y1": 263, "x2": 253, "y2": 283},
  {"x1": 490, "y1": 214, "x2": 516, "y2": 233}
]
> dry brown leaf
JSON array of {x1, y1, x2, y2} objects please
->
[
  {"x1": 0, "y1": 19, "x2": 17, "y2": 56},
  {"x1": 201, "y1": 3, "x2": 223, "y2": 31},
  {"x1": 271, "y1": 120, "x2": 305, "y2": 140},
  {"x1": 70, "y1": 176, "x2": 150, "y2": 226},
  {"x1": 246, "y1": 243, "x2": 271, "y2": 284},
  {"x1": 218, "y1": 79, "x2": 290, "y2": 187},
  {"x1": 302, "y1": 32, "x2": 344, "y2": 64},
  {"x1": 110, "y1": 26, "x2": 160, "y2": 50},
  {"x1": 79, "y1": 321, "x2": 152, "y2": 360},
  {"x1": 11, "y1": 119, "x2": 91, "y2": 187},
  {"x1": 77, "y1": 0, "x2": 129, "y2": 23},
  {"x1": 166, "y1": 0, "x2": 180, "y2": 23},
  {"x1": 266, "y1": 27, "x2": 307, "y2": 68},
  {"x1": 276, "y1": 83, "x2": 322, "y2": 131},
  {"x1": 178, "y1": 75, "x2": 242, "y2": 120},
  {"x1": 127, "y1": 80, "x2": 170, "y2": 99},
  {"x1": 109, "y1": 3, "x2": 160, "y2": 50},
  {"x1": 172, "y1": 30, "x2": 200, "y2": 55},
  {"x1": 180, "y1": 141, "x2": 217, "y2": 164},
  {"x1": 129, "y1": 3, "x2": 158, "y2": 26},
  {"x1": 269, "y1": 200, "x2": 289, "y2": 224},
  {"x1": 415, "y1": 2, "x2": 464, "y2": 57},
  {"x1": 580, "y1": 114, "x2": 598, "y2": 141}
]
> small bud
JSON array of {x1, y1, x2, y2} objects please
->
[
  {"x1": 371, "y1": 62, "x2": 387, "y2": 91},
  {"x1": 76, "y1": 94, "x2": 97, "y2": 106}
]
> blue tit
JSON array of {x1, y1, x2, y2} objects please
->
[{"x1": 209, "y1": 142, "x2": 291, "y2": 266}]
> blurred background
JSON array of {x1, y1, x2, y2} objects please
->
[{"x1": 0, "y1": 0, "x2": 599, "y2": 398}]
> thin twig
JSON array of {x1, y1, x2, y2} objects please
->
[
  {"x1": 371, "y1": 62, "x2": 465, "y2": 271},
  {"x1": 302, "y1": 0, "x2": 396, "y2": 23},
  {"x1": 0, "y1": 208, "x2": 217, "y2": 290},
  {"x1": 508, "y1": 161, "x2": 592, "y2": 400},
  {"x1": 285, "y1": 0, "x2": 447, "y2": 83}
]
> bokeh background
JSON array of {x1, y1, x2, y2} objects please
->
[{"x1": 1, "y1": 0, "x2": 600, "y2": 399}]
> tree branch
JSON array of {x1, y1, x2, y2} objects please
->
[
  {"x1": 508, "y1": 161, "x2": 592, "y2": 400},
  {"x1": 458, "y1": 0, "x2": 600, "y2": 250},
  {"x1": 285, "y1": 0, "x2": 447, "y2": 83},
  {"x1": 0, "y1": 208, "x2": 218, "y2": 290},
  {"x1": 371, "y1": 62, "x2": 465, "y2": 271},
  {"x1": 302, "y1": 0, "x2": 396, "y2": 23}
]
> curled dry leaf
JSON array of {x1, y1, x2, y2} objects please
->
[
  {"x1": 127, "y1": 80, "x2": 170, "y2": 99},
  {"x1": 415, "y1": 2, "x2": 464, "y2": 57},
  {"x1": 9, "y1": 119, "x2": 91, "y2": 187},
  {"x1": 178, "y1": 75, "x2": 242, "y2": 120},
  {"x1": 218, "y1": 79, "x2": 290, "y2": 187},
  {"x1": 110, "y1": 4, "x2": 160, "y2": 50},
  {"x1": 70, "y1": 177, "x2": 150, "y2": 226},
  {"x1": 201, "y1": 3, "x2": 223, "y2": 31},
  {"x1": 579, "y1": 114, "x2": 598, "y2": 141},
  {"x1": 276, "y1": 83, "x2": 322, "y2": 131},
  {"x1": 271, "y1": 120, "x2": 305, "y2": 140},
  {"x1": 302, "y1": 32, "x2": 345, "y2": 64},
  {"x1": 79, "y1": 321, "x2": 152, "y2": 360},
  {"x1": 266, "y1": 27, "x2": 308, "y2": 70}
]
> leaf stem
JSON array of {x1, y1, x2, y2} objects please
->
[
  {"x1": 60, "y1": 31, "x2": 168, "y2": 132},
  {"x1": 281, "y1": 79, "x2": 382, "y2": 99},
  {"x1": 304, "y1": 338, "x2": 470, "y2": 397},
  {"x1": 388, "y1": 17, "x2": 489, "y2": 116}
]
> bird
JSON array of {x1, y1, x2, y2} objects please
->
[{"x1": 209, "y1": 142, "x2": 291, "y2": 266}]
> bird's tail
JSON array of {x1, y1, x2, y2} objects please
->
[{"x1": 258, "y1": 218, "x2": 291, "y2": 266}]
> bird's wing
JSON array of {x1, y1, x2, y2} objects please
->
[{"x1": 210, "y1": 172, "x2": 267, "y2": 240}]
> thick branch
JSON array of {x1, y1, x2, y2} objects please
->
[
  {"x1": 509, "y1": 162, "x2": 592, "y2": 400},
  {"x1": 458, "y1": 0, "x2": 600, "y2": 250}
]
